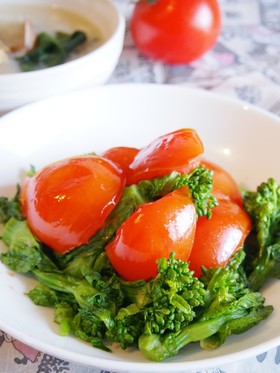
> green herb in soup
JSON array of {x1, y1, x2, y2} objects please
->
[{"x1": 17, "y1": 31, "x2": 87, "y2": 71}]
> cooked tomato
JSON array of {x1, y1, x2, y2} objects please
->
[
  {"x1": 21, "y1": 156, "x2": 125, "y2": 254},
  {"x1": 101, "y1": 146, "x2": 139, "y2": 177},
  {"x1": 105, "y1": 186, "x2": 196, "y2": 281},
  {"x1": 127, "y1": 128, "x2": 204, "y2": 185},
  {"x1": 202, "y1": 159, "x2": 243, "y2": 206},
  {"x1": 130, "y1": 0, "x2": 221, "y2": 64},
  {"x1": 188, "y1": 199, "x2": 252, "y2": 277}
]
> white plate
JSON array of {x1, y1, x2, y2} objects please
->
[{"x1": 0, "y1": 84, "x2": 280, "y2": 372}]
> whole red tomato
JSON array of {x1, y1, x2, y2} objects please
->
[
  {"x1": 130, "y1": 0, "x2": 221, "y2": 64},
  {"x1": 105, "y1": 186, "x2": 196, "y2": 281},
  {"x1": 188, "y1": 199, "x2": 252, "y2": 277},
  {"x1": 21, "y1": 156, "x2": 125, "y2": 254}
]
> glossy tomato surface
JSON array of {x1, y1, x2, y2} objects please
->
[
  {"x1": 105, "y1": 186, "x2": 196, "y2": 281},
  {"x1": 188, "y1": 199, "x2": 252, "y2": 277},
  {"x1": 21, "y1": 156, "x2": 125, "y2": 254},
  {"x1": 130, "y1": 0, "x2": 221, "y2": 64},
  {"x1": 101, "y1": 146, "x2": 139, "y2": 178},
  {"x1": 202, "y1": 159, "x2": 243, "y2": 206},
  {"x1": 127, "y1": 128, "x2": 204, "y2": 185}
]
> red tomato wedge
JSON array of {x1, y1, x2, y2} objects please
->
[
  {"x1": 127, "y1": 128, "x2": 204, "y2": 185},
  {"x1": 105, "y1": 186, "x2": 197, "y2": 281},
  {"x1": 21, "y1": 156, "x2": 125, "y2": 254},
  {"x1": 101, "y1": 146, "x2": 139, "y2": 177},
  {"x1": 188, "y1": 199, "x2": 252, "y2": 277},
  {"x1": 202, "y1": 159, "x2": 243, "y2": 206}
]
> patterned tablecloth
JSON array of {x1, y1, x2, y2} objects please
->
[{"x1": 1, "y1": 0, "x2": 280, "y2": 372}]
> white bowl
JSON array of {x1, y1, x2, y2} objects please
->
[
  {"x1": 0, "y1": 0, "x2": 125, "y2": 113},
  {"x1": 0, "y1": 84, "x2": 280, "y2": 372}
]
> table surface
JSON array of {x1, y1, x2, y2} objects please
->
[{"x1": 1, "y1": 0, "x2": 280, "y2": 372}]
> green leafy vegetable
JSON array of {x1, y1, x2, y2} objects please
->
[
  {"x1": 0, "y1": 168, "x2": 276, "y2": 362},
  {"x1": 17, "y1": 31, "x2": 87, "y2": 72},
  {"x1": 107, "y1": 253, "x2": 206, "y2": 349},
  {"x1": 0, "y1": 185, "x2": 23, "y2": 223},
  {"x1": 30, "y1": 268, "x2": 124, "y2": 351},
  {"x1": 138, "y1": 250, "x2": 272, "y2": 361},
  {"x1": 243, "y1": 178, "x2": 280, "y2": 290},
  {"x1": 1, "y1": 217, "x2": 57, "y2": 273},
  {"x1": 199, "y1": 250, "x2": 272, "y2": 349}
]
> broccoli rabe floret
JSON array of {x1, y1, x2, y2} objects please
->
[
  {"x1": 106, "y1": 304, "x2": 145, "y2": 349},
  {"x1": 244, "y1": 178, "x2": 280, "y2": 250},
  {"x1": 201, "y1": 249, "x2": 248, "y2": 308},
  {"x1": 243, "y1": 178, "x2": 280, "y2": 290},
  {"x1": 108, "y1": 253, "x2": 205, "y2": 349},
  {"x1": 138, "y1": 251, "x2": 273, "y2": 361},
  {"x1": 135, "y1": 166, "x2": 217, "y2": 218},
  {"x1": 198, "y1": 250, "x2": 273, "y2": 349},
  {"x1": 142, "y1": 254, "x2": 206, "y2": 333},
  {"x1": 139, "y1": 292, "x2": 272, "y2": 361}
]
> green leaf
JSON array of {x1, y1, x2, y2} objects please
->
[{"x1": 1, "y1": 218, "x2": 42, "y2": 272}]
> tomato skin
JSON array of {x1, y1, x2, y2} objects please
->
[
  {"x1": 188, "y1": 199, "x2": 252, "y2": 277},
  {"x1": 130, "y1": 0, "x2": 221, "y2": 64},
  {"x1": 101, "y1": 146, "x2": 139, "y2": 177},
  {"x1": 21, "y1": 156, "x2": 125, "y2": 254},
  {"x1": 202, "y1": 159, "x2": 243, "y2": 206},
  {"x1": 105, "y1": 186, "x2": 197, "y2": 281},
  {"x1": 127, "y1": 128, "x2": 204, "y2": 185}
]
